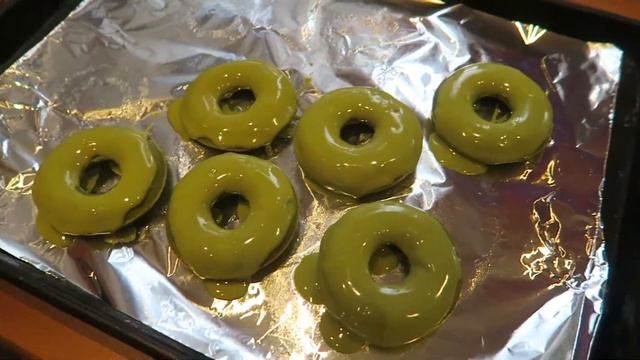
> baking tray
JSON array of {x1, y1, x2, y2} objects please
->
[
  {"x1": 0, "y1": 0, "x2": 638, "y2": 358},
  {"x1": 454, "y1": 2, "x2": 640, "y2": 359}
]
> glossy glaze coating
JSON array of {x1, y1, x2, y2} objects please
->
[
  {"x1": 294, "y1": 87, "x2": 422, "y2": 198},
  {"x1": 319, "y1": 312, "x2": 366, "y2": 353},
  {"x1": 369, "y1": 245, "x2": 402, "y2": 276},
  {"x1": 168, "y1": 153, "x2": 298, "y2": 281},
  {"x1": 36, "y1": 214, "x2": 138, "y2": 248},
  {"x1": 36, "y1": 214, "x2": 74, "y2": 248},
  {"x1": 204, "y1": 280, "x2": 250, "y2": 301},
  {"x1": 294, "y1": 253, "x2": 323, "y2": 304},
  {"x1": 295, "y1": 202, "x2": 461, "y2": 351},
  {"x1": 32, "y1": 127, "x2": 167, "y2": 235},
  {"x1": 428, "y1": 133, "x2": 487, "y2": 175},
  {"x1": 433, "y1": 63, "x2": 553, "y2": 167},
  {"x1": 168, "y1": 60, "x2": 297, "y2": 150},
  {"x1": 123, "y1": 141, "x2": 168, "y2": 223}
]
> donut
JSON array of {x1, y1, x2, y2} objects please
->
[
  {"x1": 168, "y1": 60, "x2": 297, "y2": 151},
  {"x1": 294, "y1": 87, "x2": 422, "y2": 198},
  {"x1": 431, "y1": 62, "x2": 553, "y2": 174},
  {"x1": 168, "y1": 153, "x2": 298, "y2": 299},
  {"x1": 32, "y1": 127, "x2": 167, "y2": 236},
  {"x1": 294, "y1": 202, "x2": 461, "y2": 352}
]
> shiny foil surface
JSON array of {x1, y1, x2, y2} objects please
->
[{"x1": 0, "y1": 0, "x2": 621, "y2": 359}]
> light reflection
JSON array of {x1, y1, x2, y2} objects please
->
[
  {"x1": 514, "y1": 22, "x2": 547, "y2": 45},
  {"x1": 64, "y1": 98, "x2": 168, "y2": 122},
  {"x1": 347, "y1": 281, "x2": 361, "y2": 296},
  {"x1": 435, "y1": 274, "x2": 449, "y2": 297},
  {"x1": 520, "y1": 192, "x2": 575, "y2": 284},
  {"x1": 534, "y1": 159, "x2": 557, "y2": 187},
  {"x1": 518, "y1": 169, "x2": 532, "y2": 181},
  {"x1": 209, "y1": 283, "x2": 265, "y2": 317},
  {"x1": 4, "y1": 170, "x2": 36, "y2": 195}
]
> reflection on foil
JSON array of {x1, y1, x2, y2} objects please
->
[
  {"x1": 521, "y1": 192, "x2": 576, "y2": 285},
  {"x1": 485, "y1": 289, "x2": 582, "y2": 360},
  {"x1": 533, "y1": 158, "x2": 558, "y2": 188},
  {"x1": 584, "y1": 213, "x2": 601, "y2": 258},
  {"x1": 514, "y1": 22, "x2": 548, "y2": 46},
  {"x1": 0, "y1": 0, "x2": 622, "y2": 359},
  {"x1": 4, "y1": 170, "x2": 36, "y2": 195},
  {"x1": 62, "y1": 99, "x2": 170, "y2": 123}
]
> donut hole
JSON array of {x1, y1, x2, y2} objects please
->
[
  {"x1": 210, "y1": 193, "x2": 250, "y2": 230},
  {"x1": 369, "y1": 244, "x2": 410, "y2": 284},
  {"x1": 473, "y1": 96, "x2": 512, "y2": 123},
  {"x1": 218, "y1": 88, "x2": 256, "y2": 113},
  {"x1": 79, "y1": 158, "x2": 121, "y2": 194},
  {"x1": 340, "y1": 119, "x2": 375, "y2": 146}
]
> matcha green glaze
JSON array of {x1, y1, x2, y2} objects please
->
[
  {"x1": 432, "y1": 63, "x2": 553, "y2": 170},
  {"x1": 369, "y1": 245, "x2": 402, "y2": 276},
  {"x1": 294, "y1": 87, "x2": 422, "y2": 198},
  {"x1": 168, "y1": 60, "x2": 297, "y2": 151},
  {"x1": 428, "y1": 133, "x2": 488, "y2": 175},
  {"x1": 319, "y1": 312, "x2": 366, "y2": 354},
  {"x1": 168, "y1": 153, "x2": 298, "y2": 282},
  {"x1": 32, "y1": 127, "x2": 167, "y2": 236},
  {"x1": 294, "y1": 202, "x2": 461, "y2": 350},
  {"x1": 122, "y1": 139, "x2": 168, "y2": 223},
  {"x1": 36, "y1": 214, "x2": 74, "y2": 248},
  {"x1": 294, "y1": 253, "x2": 324, "y2": 304},
  {"x1": 37, "y1": 214, "x2": 138, "y2": 248},
  {"x1": 102, "y1": 225, "x2": 138, "y2": 245},
  {"x1": 204, "y1": 280, "x2": 249, "y2": 301},
  {"x1": 167, "y1": 98, "x2": 188, "y2": 140}
]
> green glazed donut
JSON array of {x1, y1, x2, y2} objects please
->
[
  {"x1": 168, "y1": 60, "x2": 297, "y2": 151},
  {"x1": 431, "y1": 63, "x2": 553, "y2": 174},
  {"x1": 168, "y1": 153, "x2": 298, "y2": 299},
  {"x1": 294, "y1": 87, "x2": 422, "y2": 198},
  {"x1": 32, "y1": 127, "x2": 167, "y2": 236},
  {"x1": 294, "y1": 202, "x2": 461, "y2": 352}
]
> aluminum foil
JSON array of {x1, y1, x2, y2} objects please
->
[{"x1": 0, "y1": 0, "x2": 621, "y2": 358}]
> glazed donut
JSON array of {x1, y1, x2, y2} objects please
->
[
  {"x1": 168, "y1": 60, "x2": 297, "y2": 151},
  {"x1": 168, "y1": 153, "x2": 298, "y2": 299},
  {"x1": 294, "y1": 87, "x2": 422, "y2": 198},
  {"x1": 294, "y1": 202, "x2": 461, "y2": 352},
  {"x1": 431, "y1": 63, "x2": 553, "y2": 174},
  {"x1": 32, "y1": 127, "x2": 167, "y2": 236}
]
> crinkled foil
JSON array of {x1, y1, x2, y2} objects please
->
[{"x1": 0, "y1": 0, "x2": 621, "y2": 359}]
